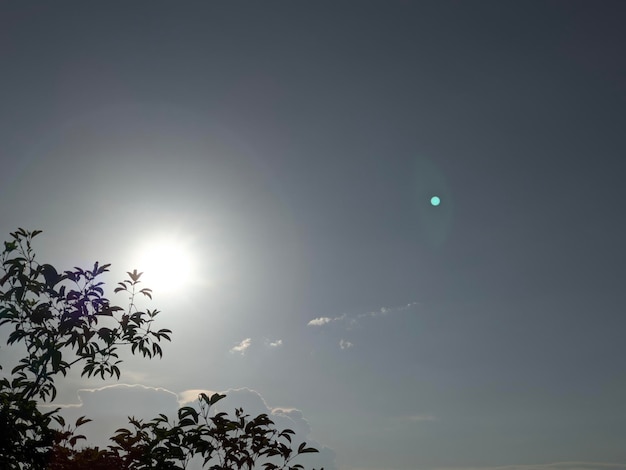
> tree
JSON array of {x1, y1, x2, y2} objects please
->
[{"x1": 0, "y1": 228, "x2": 321, "y2": 470}]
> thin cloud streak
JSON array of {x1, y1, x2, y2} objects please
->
[
  {"x1": 357, "y1": 301, "x2": 419, "y2": 319},
  {"x1": 307, "y1": 316, "x2": 334, "y2": 326},
  {"x1": 307, "y1": 302, "x2": 419, "y2": 327}
]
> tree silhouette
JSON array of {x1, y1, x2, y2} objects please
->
[{"x1": 0, "y1": 229, "x2": 321, "y2": 470}]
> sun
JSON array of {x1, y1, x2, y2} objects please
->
[{"x1": 134, "y1": 235, "x2": 195, "y2": 294}]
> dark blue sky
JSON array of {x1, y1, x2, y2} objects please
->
[{"x1": 1, "y1": 2, "x2": 626, "y2": 470}]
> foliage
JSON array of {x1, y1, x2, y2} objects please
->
[{"x1": 0, "y1": 229, "x2": 321, "y2": 469}]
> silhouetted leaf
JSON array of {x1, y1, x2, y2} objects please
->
[{"x1": 75, "y1": 416, "x2": 92, "y2": 427}]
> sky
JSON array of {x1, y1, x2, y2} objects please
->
[{"x1": 1, "y1": 1, "x2": 626, "y2": 470}]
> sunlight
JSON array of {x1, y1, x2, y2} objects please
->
[{"x1": 134, "y1": 235, "x2": 196, "y2": 295}]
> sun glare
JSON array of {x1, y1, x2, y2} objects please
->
[{"x1": 135, "y1": 236, "x2": 195, "y2": 294}]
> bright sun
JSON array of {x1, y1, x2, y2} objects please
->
[{"x1": 135, "y1": 236, "x2": 195, "y2": 294}]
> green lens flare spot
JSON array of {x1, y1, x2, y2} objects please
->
[{"x1": 430, "y1": 196, "x2": 441, "y2": 206}]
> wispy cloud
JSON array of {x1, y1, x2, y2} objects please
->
[
  {"x1": 307, "y1": 302, "x2": 418, "y2": 328},
  {"x1": 357, "y1": 301, "x2": 419, "y2": 320},
  {"x1": 307, "y1": 316, "x2": 336, "y2": 326},
  {"x1": 339, "y1": 339, "x2": 353, "y2": 349},
  {"x1": 267, "y1": 339, "x2": 283, "y2": 347},
  {"x1": 230, "y1": 338, "x2": 251, "y2": 355}
]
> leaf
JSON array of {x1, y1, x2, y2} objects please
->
[
  {"x1": 97, "y1": 327, "x2": 113, "y2": 342},
  {"x1": 157, "y1": 328, "x2": 172, "y2": 341},
  {"x1": 3, "y1": 241, "x2": 17, "y2": 253},
  {"x1": 95, "y1": 263, "x2": 111, "y2": 275},
  {"x1": 127, "y1": 269, "x2": 142, "y2": 282},
  {"x1": 51, "y1": 349, "x2": 62, "y2": 371},
  {"x1": 69, "y1": 434, "x2": 86, "y2": 447},
  {"x1": 210, "y1": 393, "x2": 226, "y2": 406},
  {"x1": 0, "y1": 272, "x2": 11, "y2": 286},
  {"x1": 76, "y1": 416, "x2": 93, "y2": 427},
  {"x1": 114, "y1": 283, "x2": 128, "y2": 293},
  {"x1": 41, "y1": 264, "x2": 60, "y2": 287},
  {"x1": 99, "y1": 305, "x2": 123, "y2": 316},
  {"x1": 14, "y1": 286, "x2": 24, "y2": 301},
  {"x1": 178, "y1": 406, "x2": 199, "y2": 424}
]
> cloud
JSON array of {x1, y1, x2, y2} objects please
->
[
  {"x1": 307, "y1": 316, "x2": 333, "y2": 326},
  {"x1": 177, "y1": 388, "x2": 219, "y2": 407},
  {"x1": 307, "y1": 303, "x2": 420, "y2": 353},
  {"x1": 339, "y1": 339, "x2": 353, "y2": 349},
  {"x1": 177, "y1": 388, "x2": 316, "y2": 445},
  {"x1": 49, "y1": 384, "x2": 181, "y2": 449},
  {"x1": 307, "y1": 302, "x2": 418, "y2": 328},
  {"x1": 357, "y1": 301, "x2": 419, "y2": 320},
  {"x1": 230, "y1": 337, "x2": 251, "y2": 355},
  {"x1": 227, "y1": 337, "x2": 283, "y2": 352}
]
